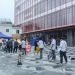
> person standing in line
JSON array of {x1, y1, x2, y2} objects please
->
[
  {"x1": 9, "y1": 39, "x2": 13, "y2": 53},
  {"x1": 13, "y1": 39, "x2": 18, "y2": 53},
  {"x1": 50, "y1": 38, "x2": 56, "y2": 61},
  {"x1": 30, "y1": 37, "x2": 36, "y2": 54},
  {"x1": 2, "y1": 40, "x2": 6, "y2": 51},
  {"x1": 18, "y1": 39, "x2": 22, "y2": 51},
  {"x1": 59, "y1": 38, "x2": 67, "y2": 64},
  {"x1": 21, "y1": 39, "x2": 26, "y2": 55},
  {"x1": 38, "y1": 37, "x2": 44, "y2": 59},
  {"x1": 6, "y1": 40, "x2": 10, "y2": 53},
  {"x1": 35, "y1": 39, "x2": 39, "y2": 55},
  {"x1": 12, "y1": 40, "x2": 15, "y2": 52}
]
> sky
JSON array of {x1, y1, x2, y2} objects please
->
[{"x1": 0, "y1": 0, "x2": 14, "y2": 23}]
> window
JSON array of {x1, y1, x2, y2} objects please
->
[
  {"x1": 73, "y1": 5, "x2": 75, "y2": 24},
  {"x1": 16, "y1": 30, "x2": 19, "y2": 34},
  {"x1": 56, "y1": 0, "x2": 61, "y2": 7},
  {"x1": 52, "y1": 13, "x2": 56, "y2": 27},
  {"x1": 34, "y1": 4, "x2": 38, "y2": 16},
  {"x1": 6, "y1": 29, "x2": 9, "y2": 32},
  {"x1": 56, "y1": 11, "x2": 60, "y2": 27},
  {"x1": 67, "y1": 7, "x2": 72, "y2": 25},
  {"x1": 48, "y1": 0, "x2": 52, "y2": 10},
  {"x1": 37, "y1": 2, "x2": 41, "y2": 15},
  {"x1": 61, "y1": 0, "x2": 66, "y2": 5},
  {"x1": 66, "y1": 0, "x2": 72, "y2": 3},
  {"x1": 48, "y1": 14, "x2": 52, "y2": 28},
  {"x1": 52, "y1": 0, "x2": 56, "y2": 9},
  {"x1": 44, "y1": 15, "x2": 48, "y2": 28},
  {"x1": 61, "y1": 9, "x2": 67, "y2": 25},
  {"x1": 41, "y1": 1, "x2": 46, "y2": 13}
]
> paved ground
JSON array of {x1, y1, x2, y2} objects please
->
[{"x1": 0, "y1": 47, "x2": 75, "y2": 75}]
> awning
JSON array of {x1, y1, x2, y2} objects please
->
[{"x1": 0, "y1": 32, "x2": 12, "y2": 39}]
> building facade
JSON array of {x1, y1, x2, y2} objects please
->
[
  {"x1": 0, "y1": 19, "x2": 22, "y2": 37},
  {"x1": 15, "y1": 0, "x2": 75, "y2": 46}
]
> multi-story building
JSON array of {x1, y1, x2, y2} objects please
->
[
  {"x1": 0, "y1": 19, "x2": 22, "y2": 38},
  {"x1": 15, "y1": 0, "x2": 75, "y2": 46}
]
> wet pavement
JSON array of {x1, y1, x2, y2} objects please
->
[{"x1": 0, "y1": 47, "x2": 75, "y2": 75}]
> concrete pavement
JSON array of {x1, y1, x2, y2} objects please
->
[{"x1": 0, "y1": 47, "x2": 75, "y2": 75}]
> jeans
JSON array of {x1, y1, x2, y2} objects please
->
[
  {"x1": 14, "y1": 47, "x2": 18, "y2": 53},
  {"x1": 9, "y1": 47, "x2": 13, "y2": 53},
  {"x1": 60, "y1": 51, "x2": 67, "y2": 63},
  {"x1": 52, "y1": 50, "x2": 56, "y2": 60},
  {"x1": 22, "y1": 48, "x2": 26, "y2": 55},
  {"x1": 40, "y1": 48, "x2": 43, "y2": 59}
]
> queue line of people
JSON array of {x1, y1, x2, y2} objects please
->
[
  {"x1": 1, "y1": 36, "x2": 68, "y2": 64},
  {"x1": 48, "y1": 37, "x2": 67, "y2": 64},
  {"x1": 31, "y1": 36, "x2": 68, "y2": 64},
  {"x1": 3, "y1": 39, "x2": 18, "y2": 53},
  {"x1": 4, "y1": 39, "x2": 30, "y2": 55}
]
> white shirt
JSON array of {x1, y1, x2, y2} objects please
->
[
  {"x1": 50, "y1": 39, "x2": 56, "y2": 50},
  {"x1": 59, "y1": 40, "x2": 67, "y2": 52},
  {"x1": 21, "y1": 40, "x2": 26, "y2": 48},
  {"x1": 38, "y1": 40, "x2": 44, "y2": 48}
]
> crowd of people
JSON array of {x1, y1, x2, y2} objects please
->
[
  {"x1": 0, "y1": 36, "x2": 68, "y2": 65},
  {"x1": 49, "y1": 37, "x2": 67, "y2": 64},
  {"x1": 2, "y1": 39, "x2": 19, "y2": 53},
  {"x1": 30, "y1": 36, "x2": 68, "y2": 64}
]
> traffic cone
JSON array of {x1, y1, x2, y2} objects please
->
[{"x1": 17, "y1": 54, "x2": 22, "y2": 65}]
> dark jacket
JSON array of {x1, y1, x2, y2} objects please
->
[
  {"x1": 35, "y1": 40, "x2": 38, "y2": 51},
  {"x1": 9, "y1": 40, "x2": 13, "y2": 48},
  {"x1": 14, "y1": 41, "x2": 18, "y2": 47}
]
